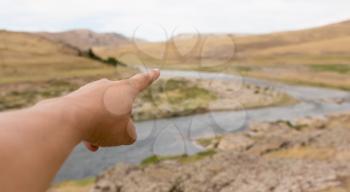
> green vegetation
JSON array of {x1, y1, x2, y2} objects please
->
[
  {"x1": 87, "y1": 49, "x2": 125, "y2": 67},
  {"x1": 134, "y1": 78, "x2": 218, "y2": 121},
  {"x1": 274, "y1": 120, "x2": 308, "y2": 131},
  {"x1": 134, "y1": 77, "x2": 298, "y2": 121},
  {"x1": 62, "y1": 177, "x2": 95, "y2": 187},
  {"x1": 196, "y1": 138, "x2": 214, "y2": 147},
  {"x1": 0, "y1": 80, "x2": 79, "y2": 111},
  {"x1": 268, "y1": 93, "x2": 298, "y2": 108},
  {"x1": 310, "y1": 64, "x2": 350, "y2": 74},
  {"x1": 235, "y1": 66, "x2": 254, "y2": 72},
  {"x1": 51, "y1": 177, "x2": 95, "y2": 191},
  {"x1": 197, "y1": 136, "x2": 222, "y2": 148},
  {"x1": 141, "y1": 149, "x2": 217, "y2": 166},
  {"x1": 163, "y1": 79, "x2": 217, "y2": 104}
]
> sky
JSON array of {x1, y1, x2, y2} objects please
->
[{"x1": 1, "y1": 0, "x2": 350, "y2": 41}]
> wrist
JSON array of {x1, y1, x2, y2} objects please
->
[{"x1": 32, "y1": 98, "x2": 87, "y2": 144}]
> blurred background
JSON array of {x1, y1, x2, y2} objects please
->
[{"x1": 1, "y1": 1, "x2": 350, "y2": 192}]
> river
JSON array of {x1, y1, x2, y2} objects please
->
[{"x1": 54, "y1": 69, "x2": 350, "y2": 182}]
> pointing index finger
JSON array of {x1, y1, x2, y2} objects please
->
[{"x1": 128, "y1": 69, "x2": 160, "y2": 93}]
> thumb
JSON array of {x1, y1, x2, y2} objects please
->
[{"x1": 127, "y1": 69, "x2": 160, "y2": 94}]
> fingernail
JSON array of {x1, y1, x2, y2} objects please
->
[{"x1": 152, "y1": 68, "x2": 160, "y2": 80}]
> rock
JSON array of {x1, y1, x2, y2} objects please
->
[
  {"x1": 90, "y1": 112, "x2": 350, "y2": 192},
  {"x1": 292, "y1": 116, "x2": 328, "y2": 130},
  {"x1": 91, "y1": 180, "x2": 116, "y2": 192},
  {"x1": 217, "y1": 133, "x2": 254, "y2": 151},
  {"x1": 246, "y1": 121, "x2": 291, "y2": 137},
  {"x1": 92, "y1": 152, "x2": 349, "y2": 192},
  {"x1": 247, "y1": 137, "x2": 290, "y2": 155}
]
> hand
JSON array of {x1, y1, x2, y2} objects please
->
[
  {"x1": 0, "y1": 69, "x2": 160, "y2": 192},
  {"x1": 61, "y1": 69, "x2": 160, "y2": 151}
]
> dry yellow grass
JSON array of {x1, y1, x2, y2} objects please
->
[
  {"x1": 320, "y1": 187, "x2": 350, "y2": 192},
  {"x1": 47, "y1": 178, "x2": 94, "y2": 192},
  {"x1": 0, "y1": 30, "x2": 78, "y2": 56},
  {"x1": 247, "y1": 69, "x2": 350, "y2": 90},
  {"x1": 0, "y1": 30, "x2": 136, "y2": 112},
  {"x1": 93, "y1": 34, "x2": 236, "y2": 66},
  {"x1": 266, "y1": 146, "x2": 336, "y2": 160},
  {"x1": 95, "y1": 20, "x2": 350, "y2": 63},
  {"x1": 92, "y1": 20, "x2": 350, "y2": 91},
  {"x1": 47, "y1": 185, "x2": 91, "y2": 192},
  {"x1": 234, "y1": 20, "x2": 350, "y2": 55},
  {"x1": 255, "y1": 36, "x2": 350, "y2": 56},
  {"x1": 319, "y1": 177, "x2": 350, "y2": 192},
  {"x1": 0, "y1": 30, "x2": 120, "y2": 84}
]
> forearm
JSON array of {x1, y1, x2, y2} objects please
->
[
  {"x1": 0, "y1": 100, "x2": 83, "y2": 192},
  {"x1": 0, "y1": 70, "x2": 159, "y2": 192}
]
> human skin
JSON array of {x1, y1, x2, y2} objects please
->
[{"x1": 0, "y1": 69, "x2": 160, "y2": 192}]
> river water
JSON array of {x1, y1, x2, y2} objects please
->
[{"x1": 55, "y1": 70, "x2": 350, "y2": 182}]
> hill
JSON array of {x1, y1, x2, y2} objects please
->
[
  {"x1": 237, "y1": 20, "x2": 350, "y2": 51},
  {"x1": 94, "y1": 20, "x2": 350, "y2": 63},
  {"x1": 38, "y1": 29, "x2": 130, "y2": 51},
  {"x1": 0, "y1": 30, "x2": 120, "y2": 84},
  {"x1": 0, "y1": 30, "x2": 135, "y2": 111},
  {"x1": 93, "y1": 20, "x2": 350, "y2": 90}
]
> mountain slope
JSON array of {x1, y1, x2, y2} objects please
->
[
  {"x1": 38, "y1": 29, "x2": 130, "y2": 51},
  {"x1": 91, "y1": 20, "x2": 350, "y2": 90},
  {"x1": 255, "y1": 36, "x2": 350, "y2": 56},
  {"x1": 0, "y1": 30, "x2": 115, "y2": 84},
  {"x1": 0, "y1": 30, "x2": 80, "y2": 57},
  {"x1": 238, "y1": 20, "x2": 350, "y2": 56},
  {"x1": 94, "y1": 20, "x2": 350, "y2": 64}
]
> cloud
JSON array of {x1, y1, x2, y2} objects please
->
[{"x1": 1, "y1": 0, "x2": 350, "y2": 40}]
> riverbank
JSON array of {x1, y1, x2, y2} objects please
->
[
  {"x1": 87, "y1": 111, "x2": 350, "y2": 192},
  {"x1": 133, "y1": 77, "x2": 295, "y2": 121},
  {"x1": 187, "y1": 63, "x2": 350, "y2": 91},
  {"x1": 0, "y1": 70, "x2": 294, "y2": 122}
]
